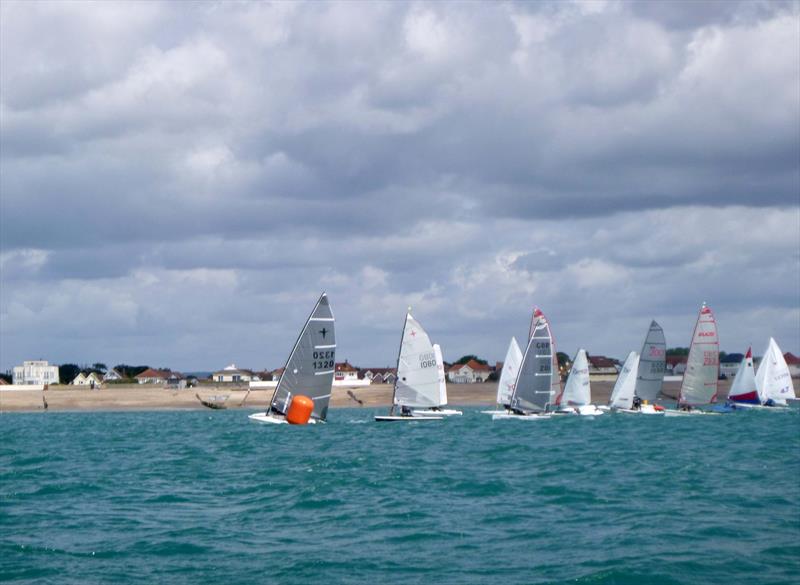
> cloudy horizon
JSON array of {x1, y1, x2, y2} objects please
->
[{"x1": 1, "y1": 0, "x2": 799, "y2": 373}]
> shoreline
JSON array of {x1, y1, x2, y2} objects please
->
[{"x1": 0, "y1": 380, "x2": 727, "y2": 414}]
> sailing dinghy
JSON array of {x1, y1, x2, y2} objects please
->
[
  {"x1": 375, "y1": 311, "x2": 447, "y2": 421},
  {"x1": 493, "y1": 308, "x2": 555, "y2": 420},
  {"x1": 726, "y1": 348, "x2": 760, "y2": 407},
  {"x1": 410, "y1": 343, "x2": 462, "y2": 416},
  {"x1": 635, "y1": 320, "x2": 666, "y2": 408},
  {"x1": 607, "y1": 351, "x2": 644, "y2": 413},
  {"x1": 481, "y1": 337, "x2": 523, "y2": 415},
  {"x1": 754, "y1": 338, "x2": 796, "y2": 407},
  {"x1": 249, "y1": 293, "x2": 336, "y2": 425},
  {"x1": 665, "y1": 303, "x2": 721, "y2": 416},
  {"x1": 555, "y1": 349, "x2": 604, "y2": 416}
]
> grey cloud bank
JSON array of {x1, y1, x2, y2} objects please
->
[{"x1": 1, "y1": 0, "x2": 798, "y2": 372}]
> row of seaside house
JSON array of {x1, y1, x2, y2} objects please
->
[{"x1": 6, "y1": 353, "x2": 800, "y2": 387}]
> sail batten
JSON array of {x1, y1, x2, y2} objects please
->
[
  {"x1": 270, "y1": 293, "x2": 336, "y2": 421},
  {"x1": 678, "y1": 304, "x2": 719, "y2": 406}
]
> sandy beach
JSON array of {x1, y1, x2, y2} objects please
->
[{"x1": 0, "y1": 379, "x2": 734, "y2": 413}]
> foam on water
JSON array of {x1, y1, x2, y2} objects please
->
[{"x1": 2, "y1": 408, "x2": 798, "y2": 584}]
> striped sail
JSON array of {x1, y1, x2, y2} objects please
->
[
  {"x1": 270, "y1": 293, "x2": 336, "y2": 421},
  {"x1": 561, "y1": 349, "x2": 591, "y2": 406},
  {"x1": 755, "y1": 338, "x2": 796, "y2": 405},
  {"x1": 610, "y1": 351, "x2": 640, "y2": 409},
  {"x1": 496, "y1": 337, "x2": 523, "y2": 406},
  {"x1": 510, "y1": 308, "x2": 555, "y2": 413},
  {"x1": 635, "y1": 320, "x2": 666, "y2": 401},
  {"x1": 393, "y1": 313, "x2": 442, "y2": 408},
  {"x1": 679, "y1": 303, "x2": 719, "y2": 406},
  {"x1": 728, "y1": 348, "x2": 759, "y2": 404}
]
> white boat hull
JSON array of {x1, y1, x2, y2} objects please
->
[
  {"x1": 374, "y1": 415, "x2": 443, "y2": 422},
  {"x1": 481, "y1": 409, "x2": 509, "y2": 415},
  {"x1": 248, "y1": 412, "x2": 320, "y2": 425},
  {"x1": 492, "y1": 413, "x2": 551, "y2": 420},
  {"x1": 729, "y1": 402, "x2": 790, "y2": 411},
  {"x1": 663, "y1": 409, "x2": 721, "y2": 417},
  {"x1": 615, "y1": 404, "x2": 664, "y2": 415},
  {"x1": 554, "y1": 405, "x2": 605, "y2": 416},
  {"x1": 411, "y1": 408, "x2": 462, "y2": 416}
]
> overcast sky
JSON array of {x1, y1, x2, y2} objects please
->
[{"x1": 1, "y1": 0, "x2": 798, "y2": 373}]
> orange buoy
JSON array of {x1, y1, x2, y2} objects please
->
[{"x1": 286, "y1": 395, "x2": 314, "y2": 425}]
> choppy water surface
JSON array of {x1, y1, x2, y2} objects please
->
[{"x1": 2, "y1": 408, "x2": 799, "y2": 584}]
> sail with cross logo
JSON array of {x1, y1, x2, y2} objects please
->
[
  {"x1": 268, "y1": 293, "x2": 336, "y2": 421},
  {"x1": 392, "y1": 312, "x2": 443, "y2": 408}
]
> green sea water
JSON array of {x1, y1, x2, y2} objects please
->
[{"x1": 2, "y1": 407, "x2": 799, "y2": 584}]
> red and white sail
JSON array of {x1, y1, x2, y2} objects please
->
[
  {"x1": 678, "y1": 303, "x2": 719, "y2": 406},
  {"x1": 727, "y1": 348, "x2": 759, "y2": 404}
]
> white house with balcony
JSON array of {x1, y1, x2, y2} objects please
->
[
  {"x1": 213, "y1": 364, "x2": 255, "y2": 383},
  {"x1": 12, "y1": 360, "x2": 60, "y2": 385}
]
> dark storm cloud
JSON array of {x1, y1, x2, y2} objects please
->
[{"x1": 1, "y1": 0, "x2": 798, "y2": 370}]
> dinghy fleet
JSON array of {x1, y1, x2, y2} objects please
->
[{"x1": 249, "y1": 293, "x2": 797, "y2": 425}]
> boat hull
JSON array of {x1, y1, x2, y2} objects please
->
[
  {"x1": 374, "y1": 415, "x2": 443, "y2": 422},
  {"x1": 248, "y1": 412, "x2": 320, "y2": 424},
  {"x1": 663, "y1": 409, "x2": 721, "y2": 417},
  {"x1": 492, "y1": 413, "x2": 551, "y2": 420},
  {"x1": 615, "y1": 405, "x2": 664, "y2": 415},
  {"x1": 411, "y1": 408, "x2": 462, "y2": 416}
]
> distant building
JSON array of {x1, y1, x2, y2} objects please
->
[
  {"x1": 784, "y1": 352, "x2": 800, "y2": 378},
  {"x1": 361, "y1": 368, "x2": 397, "y2": 384},
  {"x1": 135, "y1": 368, "x2": 172, "y2": 384},
  {"x1": 665, "y1": 356, "x2": 688, "y2": 376},
  {"x1": 72, "y1": 372, "x2": 103, "y2": 387},
  {"x1": 212, "y1": 364, "x2": 255, "y2": 383},
  {"x1": 719, "y1": 355, "x2": 743, "y2": 378},
  {"x1": 586, "y1": 355, "x2": 619, "y2": 377},
  {"x1": 104, "y1": 368, "x2": 123, "y2": 382},
  {"x1": 447, "y1": 359, "x2": 491, "y2": 383},
  {"x1": 334, "y1": 361, "x2": 360, "y2": 384},
  {"x1": 12, "y1": 360, "x2": 60, "y2": 385}
]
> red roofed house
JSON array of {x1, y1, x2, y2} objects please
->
[
  {"x1": 135, "y1": 369, "x2": 172, "y2": 384},
  {"x1": 784, "y1": 353, "x2": 800, "y2": 378},
  {"x1": 334, "y1": 361, "x2": 359, "y2": 383},
  {"x1": 587, "y1": 355, "x2": 619, "y2": 377},
  {"x1": 448, "y1": 359, "x2": 491, "y2": 383}
]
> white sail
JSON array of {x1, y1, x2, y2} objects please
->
[
  {"x1": 728, "y1": 348, "x2": 759, "y2": 403},
  {"x1": 561, "y1": 349, "x2": 591, "y2": 406},
  {"x1": 511, "y1": 307, "x2": 555, "y2": 413},
  {"x1": 610, "y1": 352, "x2": 639, "y2": 409},
  {"x1": 679, "y1": 303, "x2": 719, "y2": 406},
  {"x1": 433, "y1": 343, "x2": 447, "y2": 406},
  {"x1": 393, "y1": 313, "x2": 442, "y2": 408},
  {"x1": 270, "y1": 293, "x2": 336, "y2": 421},
  {"x1": 755, "y1": 338, "x2": 796, "y2": 406},
  {"x1": 496, "y1": 337, "x2": 523, "y2": 406},
  {"x1": 635, "y1": 320, "x2": 666, "y2": 401}
]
